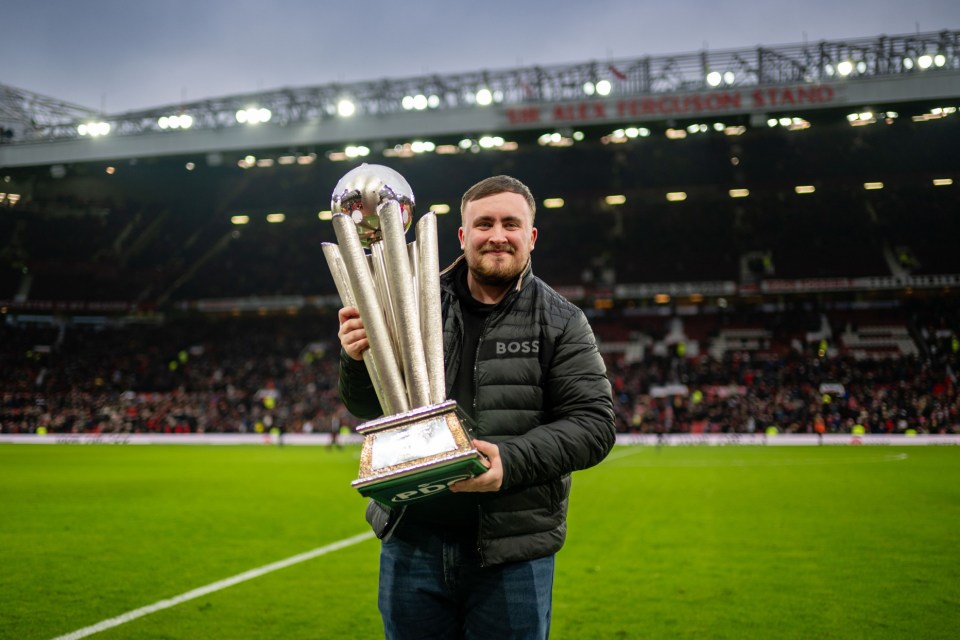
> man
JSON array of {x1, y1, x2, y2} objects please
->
[{"x1": 337, "y1": 175, "x2": 616, "y2": 639}]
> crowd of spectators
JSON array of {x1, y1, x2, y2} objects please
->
[{"x1": 2, "y1": 307, "x2": 956, "y2": 437}]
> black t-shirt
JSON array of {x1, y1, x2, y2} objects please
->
[{"x1": 402, "y1": 268, "x2": 495, "y2": 533}]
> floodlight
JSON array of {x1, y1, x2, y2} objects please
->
[
  {"x1": 595, "y1": 80, "x2": 612, "y2": 96},
  {"x1": 337, "y1": 99, "x2": 355, "y2": 117},
  {"x1": 583, "y1": 81, "x2": 596, "y2": 96},
  {"x1": 475, "y1": 88, "x2": 493, "y2": 106},
  {"x1": 918, "y1": 54, "x2": 933, "y2": 69},
  {"x1": 706, "y1": 71, "x2": 722, "y2": 87},
  {"x1": 837, "y1": 60, "x2": 854, "y2": 76}
]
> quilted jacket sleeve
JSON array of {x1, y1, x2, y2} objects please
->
[{"x1": 338, "y1": 349, "x2": 384, "y2": 420}]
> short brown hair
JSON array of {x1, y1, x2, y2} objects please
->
[{"x1": 460, "y1": 175, "x2": 536, "y2": 225}]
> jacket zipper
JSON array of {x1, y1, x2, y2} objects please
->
[
  {"x1": 476, "y1": 503, "x2": 486, "y2": 567},
  {"x1": 448, "y1": 256, "x2": 529, "y2": 568}
]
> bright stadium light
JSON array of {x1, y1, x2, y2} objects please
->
[
  {"x1": 583, "y1": 81, "x2": 596, "y2": 96},
  {"x1": 337, "y1": 99, "x2": 356, "y2": 117},
  {"x1": 837, "y1": 60, "x2": 854, "y2": 76},
  {"x1": 918, "y1": 54, "x2": 933, "y2": 69},
  {"x1": 412, "y1": 94, "x2": 428, "y2": 110},
  {"x1": 903, "y1": 57, "x2": 915, "y2": 70},
  {"x1": 236, "y1": 107, "x2": 271, "y2": 124},
  {"x1": 345, "y1": 145, "x2": 370, "y2": 158},
  {"x1": 159, "y1": 114, "x2": 193, "y2": 130},
  {"x1": 78, "y1": 121, "x2": 111, "y2": 136},
  {"x1": 475, "y1": 88, "x2": 493, "y2": 106},
  {"x1": 410, "y1": 140, "x2": 436, "y2": 153},
  {"x1": 543, "y1": 198, "x2": 565, "y2": 209},
  {"x1": 706, "y1": 71, "x2": 722, "y2": 87},
  {"x1": 402, "y1": 96, "x2": 415, "y2": 110},
  {"x1": 427, "y1": 94, "x2": 440, "y2": 108},
  {"x1": 723, "y1": 71, "x2": 735, "y2": 84},
  {"x1": 934, "y1": 54, "x2": 946, "y2": 67},
  {"x1": 595, "y1": 80, "x2": 612, "y2": 96}
]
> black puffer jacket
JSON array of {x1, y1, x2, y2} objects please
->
[{"x1": 339, "y1": 256, "x2": 616, "y2": 566}]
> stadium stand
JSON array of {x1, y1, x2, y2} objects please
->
[{"x1": 1, "y1": 64, "x2": 958, "y2": 437}]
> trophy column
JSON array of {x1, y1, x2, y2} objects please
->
[{"x1": 323, "y1": 164, "x2": 487, "y2": 506}]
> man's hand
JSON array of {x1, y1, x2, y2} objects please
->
[
  {"x1": 449, "y1": 440, "x2": 503, "y2": 493},
  {"x1": 338, "y1": 306, "x2": 368, "y2": 361}
]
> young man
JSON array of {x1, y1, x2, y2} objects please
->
[{"x1": 337, "y1": 175, "x2": 616, "y2": 639}]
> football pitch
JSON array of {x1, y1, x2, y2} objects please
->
[{"x1": 2, "y1": 444, "x2": 958, "y2": 639}]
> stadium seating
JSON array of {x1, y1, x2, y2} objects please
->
[{"x1": 1, "y1": 103, "x2": 958, "y2": 437}]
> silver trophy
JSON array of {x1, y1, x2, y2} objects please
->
[{"x1": 322, "y1": 164, "x2": 486, "y2": 506}]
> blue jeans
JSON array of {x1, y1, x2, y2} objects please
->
[{"x1": 378, "y1": 520, "x2": 555, "y2": 639}]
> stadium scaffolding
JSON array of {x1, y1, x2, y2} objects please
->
[{"x1": 1, "y1": 30, "x2": 958, "y2": 143}]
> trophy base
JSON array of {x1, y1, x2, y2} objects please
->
[{"x1": 352, "y1": 400, "x2": 487, "y2": 506}]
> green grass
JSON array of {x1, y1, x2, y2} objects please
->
[{"x1": 2, "y1": 445, "x2": 958, "y2": 639}]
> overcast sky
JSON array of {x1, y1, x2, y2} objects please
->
[{"x1": 3, "y1": 0, "x2": 958, "y2": 114}]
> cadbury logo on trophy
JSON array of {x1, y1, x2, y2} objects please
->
[{"x1": 322, "y1": 164, "x2": 487, "y2": 506}]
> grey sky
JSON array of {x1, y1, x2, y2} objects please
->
[{"x1": 2, "y1": 0, "x2": 958, "y2": 114}]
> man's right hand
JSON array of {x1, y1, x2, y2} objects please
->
[{"x1": 338, "y1": 306, "x2": 369, "y2": 361}]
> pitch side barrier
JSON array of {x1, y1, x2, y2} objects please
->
[
  {"x1": 615, "y1": 434, "x2": 960, "y2": 446},
  {"x1": 1, "y1": 433, "x2": 959, "y2": 446},
  {"x1": 0, "y1": 433, "x2": 364, "y2": 446}
]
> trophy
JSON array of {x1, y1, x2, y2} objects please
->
[{"x1": 322, "y1": 164, "x2": 487, "y2": 506}]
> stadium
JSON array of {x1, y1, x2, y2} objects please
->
[{"x1": 2, "y1": 27, "x2": 959, "y2": 639}]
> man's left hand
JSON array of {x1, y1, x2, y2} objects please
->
[{"x1": 449, "y1": 439, "x2": 502, "y2": 492}]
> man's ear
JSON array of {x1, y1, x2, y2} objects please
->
[
  {"x1": 458, "y1": 227, "x2": 465, "y2": 250},
  {"x1": 529, "y1": 227, "x2": 538, "y2": 251}
]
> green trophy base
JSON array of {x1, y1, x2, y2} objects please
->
[{"x1": 352, "y1": 400, "x2": 488, "y2": 506}]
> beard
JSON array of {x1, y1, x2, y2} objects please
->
[{"x1": 466, "y1": 244, "x2": 525, "y2": 286}]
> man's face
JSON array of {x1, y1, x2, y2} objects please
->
[{"x1": 459, "y1": 191, "x2": 537, "y2": 287}]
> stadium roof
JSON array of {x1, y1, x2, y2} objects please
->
[{"x1": 1, "y1": 29, "x2": 958, "y2": 168}]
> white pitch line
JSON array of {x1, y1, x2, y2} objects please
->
[{"x1": 50, "y1": 531, "x2": 376, "y2": 640}]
